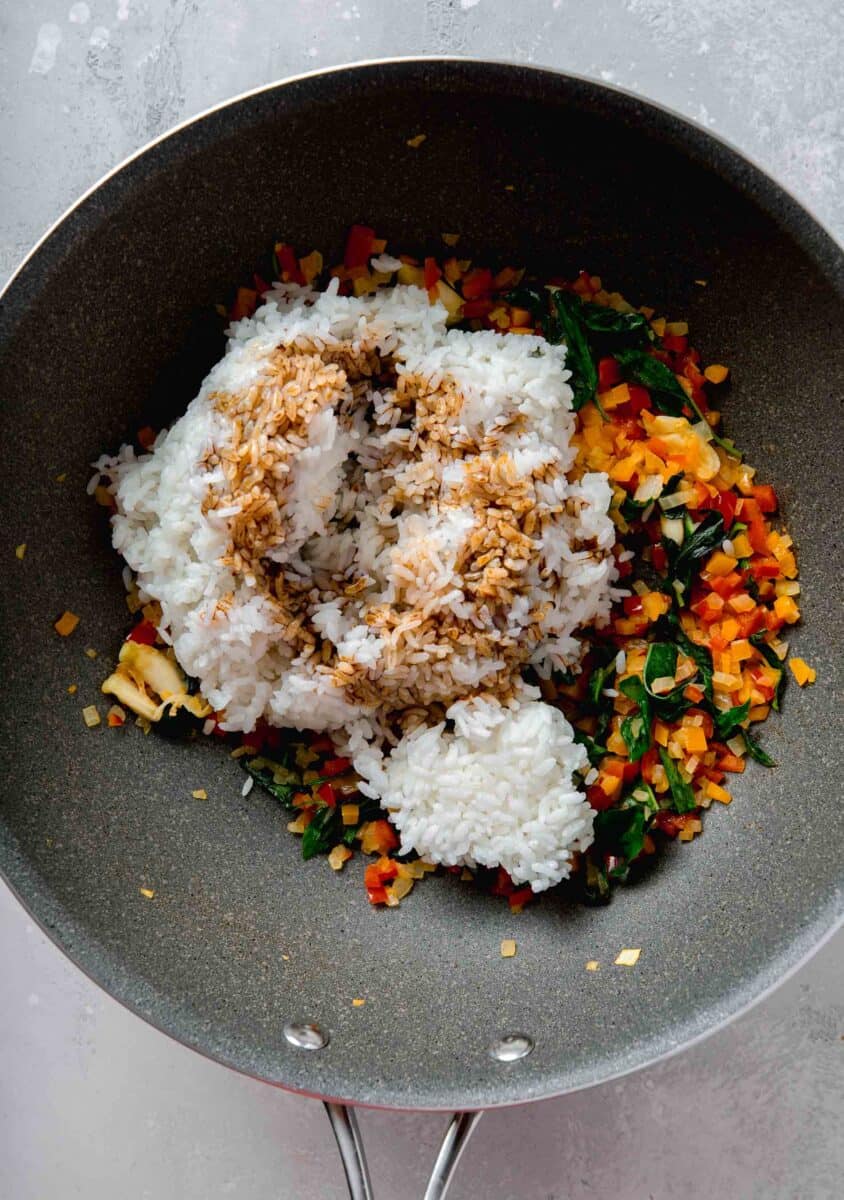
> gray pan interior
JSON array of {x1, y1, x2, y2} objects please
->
[{"x1": 1, "y1": 60, "x2": 842, "y2": 1111}]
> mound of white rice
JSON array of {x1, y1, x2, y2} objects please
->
[
  {"x1": 383, "y1": 697, "x2": 594, "y2": 890},
  {"x1": 94, "y1": 282, "x2": 619, "y2": 889}
]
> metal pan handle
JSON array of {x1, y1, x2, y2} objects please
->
[{"x1": 324, "y1": 1102, "x2": 484, "y2": 1200}]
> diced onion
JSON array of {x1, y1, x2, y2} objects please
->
[
  {"x1": 650, "y1": 676, "x2": 676, "y2": 695},
  {"x1": 661, "y1": 516, "x2": 684, "y2": 545},
  {"x1": 633, "y1": 474, "x2": 664, "y2": 503},
  {"x1": 659, "y1": 488, "x2": 698, "y2": 511}
]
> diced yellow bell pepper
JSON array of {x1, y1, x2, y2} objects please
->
[
  {"x1": 788, "y1": 657, "x2": 816, "y2": 686},
  {"x1": 704, "y1": 364, "x2": 730, "y2": 384},
  {"x1": 706, "y1": 551, "x2": 738, "y2": 577},
  {"x1": 774, "y1": 595, "x2": 800, "y2": 624}
]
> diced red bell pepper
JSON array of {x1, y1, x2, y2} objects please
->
[
  {"x1": 274, "y1": 244, "x2": 305, "y2": 285},
  {"x1": 651, "y1": 545, "x2": 668, "y2": 573},
  {"x1": 700, "y1": 489, "x2": 738, "y2": 529},
  {"x1": 310, "y1": 734, "x2": 335, "y2": 753},
  {"x1": 662, "y1": 333, "x2": 688, "y2": 354},
  {"x1": 126, "y1": 619, "x2": 157, "y2": 645},
  {"x1": 750, "y1": 558, "x2": 781, "y2": 581},
  {"x1": 623, "y1": 595, "x2": 644, "y2": 615},
  {"x1": 461, "y1": 298, "x2": 494, "y2": 319},
  {"x1": 364, "y1": 857, "x2": 398, "y2": 904},
  {"x1": 612, "y1": 417, "x2": 647, "y2": 442},
  {"x1": 253, "y1": 272, "x2": 270, "y2": 296},
  {"x1": 604, "y1": 758, "x2": 640, "y2": 785},
  {"x1": 321, "y1": 757, "x2": 352, "y2": 778},
  {"x1": 681, "y1": 357, "x2": 706, "y2": 389},
  {"x1": 654, "y1": 810, "x2": 682, "y2": 837},
  {"x1": 643, "y1": 518, "x2": 663, "y2": 545},
  {"x1": 508, "y1": 885, "x2": 534, "y2": 911},
  {"x1": 747, "y1": 518, "x2": 770, "y2": 555},
  {"x1": 461, "y1": 268, "x2": 495, "y2": 300},
  {"x1": 423, "y1": 257, "x2": 442, "y2": 290},
  {"x1": 626, "y1": 384, "x2": 652, "y2": 416},
  {"x1": 586, "y1": 784, "x2": 617, "y2": 812},
  {"x1": 764, "y1": 610, "x2": 786, "y2": 633},
  {"x1": 316, "y1": 782, "x2": 337, "y2": 807},
  {"x1": 690, "y1": 598, "x2": 723, "y2": 625},
  {"x1": 737, "y1": 608, "x2": 768, "y2": 637},
  {"x1": 230, "y1": 287, "x2": 258, "y2": 320},
  {"x1": 615, "y1": 558, "x2": 635, "y2": 580},
  {"x1": 343, "y1": 225, "x2": 376, "y2": 270},
  {"x1": 490, "y1": 866, "x2": 516, "y2": 897},
  {"x1": 751, "y1": 484, "x2": 778, "y2": 513},
  {"x1": 640, "y1": 747, "x2": 661, "y2": 785},
  {"x1": 709, "y1": 572, "x2": 743, "y2": 598},
  {"x1": 376, "y1": 856, "x2": 399, "y2": 881},
  {"x1": 598, "y1": 356, "x2": 622, "y2": 390},
  {"x1": 718, "y1": 753, "x2": 746, "y2": 773}
]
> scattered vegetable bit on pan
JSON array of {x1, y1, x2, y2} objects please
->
[
  {"x1": 54, "y1": 610, "x2": 80, "y2": 637},
  {"x1": 82, "y1": 705, "x2": 101, "y2": 728}
]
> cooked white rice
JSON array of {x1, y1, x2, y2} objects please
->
[
  {"x1": 93, "y1": 282, "x2": 618, "y2": 889},
  {"x1": 383, "y1": 697, "x2": 594, "y2": 889}
]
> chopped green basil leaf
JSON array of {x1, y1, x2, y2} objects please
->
[
  {"x1": 301, "y1": 805, "x2": 341, "y2": 860},
  {"x1": 548, "y1": 291, "x2": 599, "y2": 412},
  {"x1": 669, "y1": 511, "x2": 725, "y2": 599},
  {"x1": 713, "y1": 700, "x2": 751, "y2": 740},
  {"x1": 593, "y1": 805, "x2": 648, "y2": 862},
  {"x1": 664, "y1": 611, "x2": 714, "y2": 700},
  {"x1": 742, "y1": 728, "x2": 776, "y2": 767},
  {"x1": 615, "y1": 347, "x2": 688, "y2": 417},
  {"x1": 621, "y1": 710, "x2": 651, "y2": 762},
  {"x1": 658, "y1": 747, "x2": 697, "y2": 812},
  {"x1": 244, "y1": 758, "x2": 299, "y2": 810},
  {"x1": 504, "y1": 284, "x2": 546, "y2": 319},
  {"x1": 624, "y1": 781, "x2": 659, "y2": 819},
  {"x1": 573, "y1": 728, "x2": 608, "y2": 768},
  {"x1": 644, "y1": 642, "x2": 678, "y2": 696},
  {"x1": 578, "y1": 302, "x2": 653, "y2": 343}
]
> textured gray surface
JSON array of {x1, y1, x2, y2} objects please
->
[{"x1": 1, "y1": 1, "x2": 843, "y2": 1197}]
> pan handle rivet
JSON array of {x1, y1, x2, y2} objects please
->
[
  {"x1": 283, "y1": 1021, "x2": 329, "y2": 1050},
  {"x1": 489, "y1": 1033, "x2": 534, "y2": 1062}
]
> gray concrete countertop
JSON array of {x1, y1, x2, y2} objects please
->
[{"x1": 1, "y1": 3, "x2": 842, "y2": 1197}]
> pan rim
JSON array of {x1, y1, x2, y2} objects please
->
[{"x1": 2, "y1": 56, "x2": 842, "y2": 1111}]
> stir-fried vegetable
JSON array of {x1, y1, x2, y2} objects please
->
[{"x1": 103, "y1": 230, "x2": 807, "y2": 910}]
